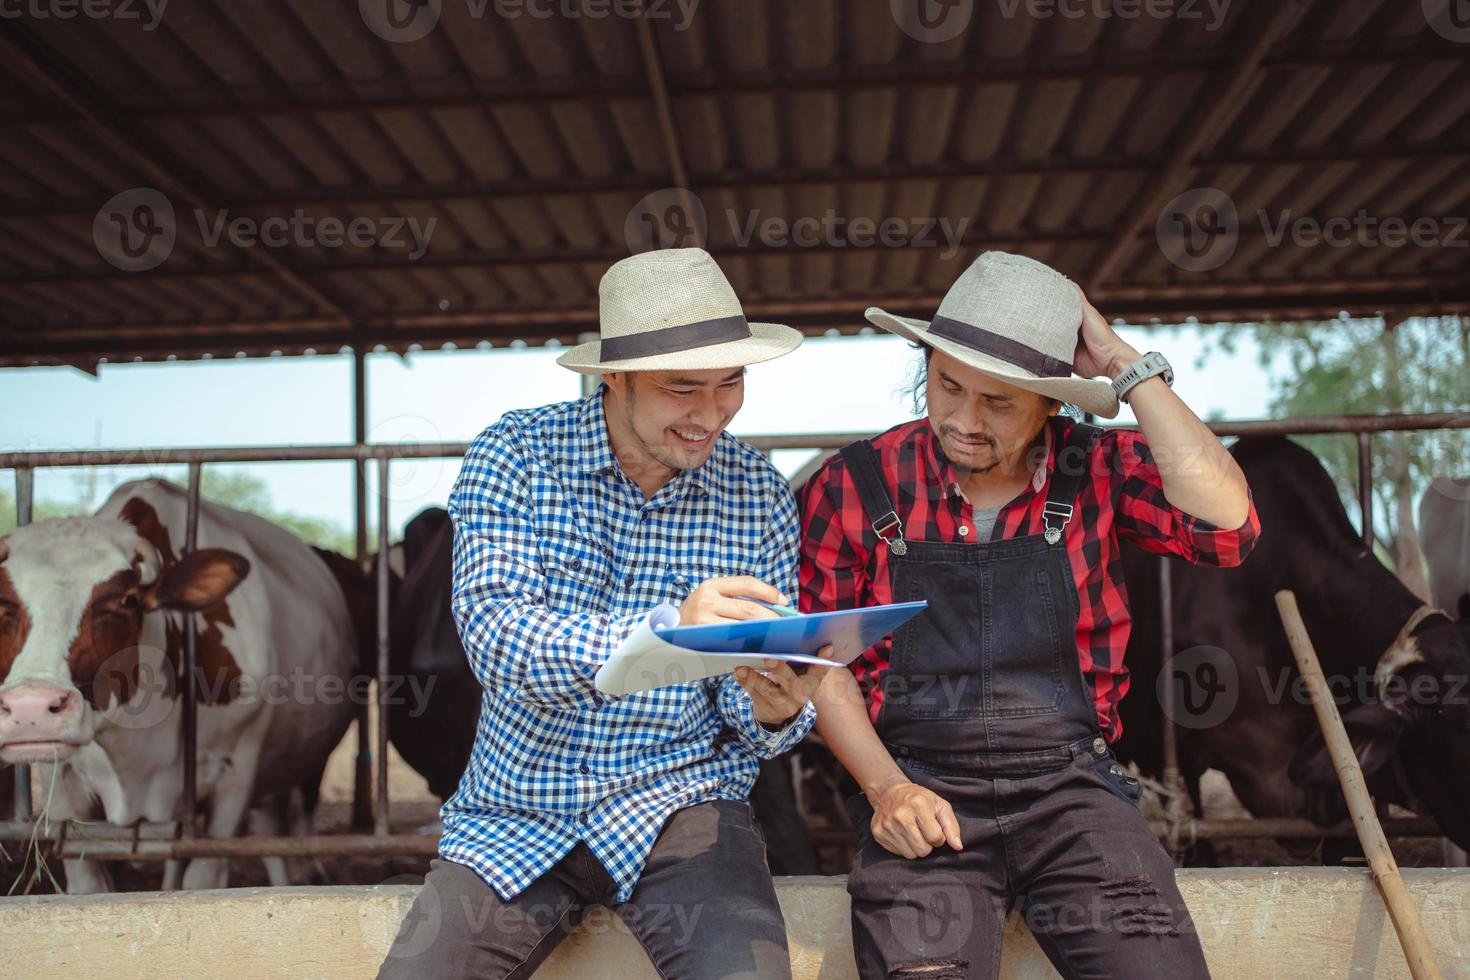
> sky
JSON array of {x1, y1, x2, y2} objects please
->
[{"x1": 0, "y1": 324, "x2": 1286, "y2": 540}]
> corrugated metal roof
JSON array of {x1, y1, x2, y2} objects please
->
[{"x1": 0, "y1": 0, "x2": 1467, "y2": 369}]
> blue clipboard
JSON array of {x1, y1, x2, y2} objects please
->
[{"x1": 653, "y1": 600, "x2": 929, "y2": 664}]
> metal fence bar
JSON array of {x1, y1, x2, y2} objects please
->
[
  {"x1": 1358, "y1": 430, "x2": 1375, "y2": 549},
  {"x1": 352, "y1": 348, "x2": 373, "y2": 832},
  {"x1": 181, "y1": 462, "x2": 202, "y2": 838},
  {"x1": 374, "y1": 455, "x2": 391, "y2": 836},
  {"x1": 0, "y1": 410, "x2": 1466, "y2": 470},
  {"x1": 1158, "y1": 556, "x2": 1185, "y2": 858},
  {"x1": 11, "y1": 466, "x2": 34, "y2": 822},
  {"x1": 0, "y1": 815, "x2": 1447, "y2": 861},
  {"x1": 1, "y1": 408, "x2": 1467, "y2": 855}
]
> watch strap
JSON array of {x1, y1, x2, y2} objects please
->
[{"x1": 1112, "y1": 352, "x2": 1172, "y2": 403}]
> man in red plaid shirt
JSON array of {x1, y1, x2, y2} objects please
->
[{"x1": 799, "y1": 252, "x2": 1259, "y2": 979}]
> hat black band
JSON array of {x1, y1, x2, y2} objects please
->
[
  {"x1": 599, "y1": 314, "x2": 752, "y2": 363},
  {"x1": 928, "y1": 314, "x2": 1073, "y2": 379}
]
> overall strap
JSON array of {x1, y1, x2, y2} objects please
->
[
  {"x1": 837, "y1": 441, "x2": 909, "y2": 556},
  {"x1": 1041, "y1": 422, "x2": 1102, "y2": 545}
]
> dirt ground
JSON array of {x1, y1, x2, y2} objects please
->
[{"x1": 3, "y1": 723, "x2": 1451, "y2": 896}]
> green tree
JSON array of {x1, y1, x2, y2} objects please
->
[
  {"x1": 1206, "y1": 315, "x2": 1470, "y2": 596},
  {"x1": 0, "y1": 488, "x2": 88, "y2": 534}
]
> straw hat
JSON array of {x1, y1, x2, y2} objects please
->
[
  {"x1": 866, "y1": 251, "x2": 1120, "y2": 418},
  {"x1": 557, "y1": 248, "x2": 803, "y2": 373}
]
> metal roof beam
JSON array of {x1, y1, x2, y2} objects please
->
[
  {"x1": 6, "y1": 141, "x2": 1467, "y2": 222},
  {"x1": 2, "y1": 41, "x2": 1462, "y2": 128},
  {"x1": 1088, "y1": 0, "x2": 1309, "y2": 287},
  {"x1": 0, "y1": 21, "x2": 351, "y2": 324},
  {"x1": 5, "y1": 275, "x2": 1463, "y2": 361}
]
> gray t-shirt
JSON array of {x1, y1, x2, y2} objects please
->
[{"x1": 972, "y1": 503, "x2": 1004, "y2": 542}]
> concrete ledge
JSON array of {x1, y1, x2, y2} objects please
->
[{"x1": 3, "y1": 869, "x2": 1469, "y2": 978}]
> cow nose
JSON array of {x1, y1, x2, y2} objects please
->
[{"x1": 0, "y1": 684, "x2": 80, "y2": 742}]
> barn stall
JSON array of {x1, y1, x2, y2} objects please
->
[{"x1": 1, "y1": 0, "x2": 1469, "y2": 976}]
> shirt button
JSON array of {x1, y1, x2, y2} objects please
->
[
  {"x1": 568, "y1": 558, "x2": 582, "y2": 571},
  {"x1": 579, "y1": 763, "x2": 590, "y2": 774},
  {"x1": 1093, "y1": 737, "x2": 1107, "y2": 754},
  {"x1": 624, "y1": 573, "x2": 635, "y2": 587},
  {"x1": 578, "y1": 813, "x2": 589, "y2": 825},
  {"x1": 958, "y1": 525, "x2": 970, "y2": 537}
]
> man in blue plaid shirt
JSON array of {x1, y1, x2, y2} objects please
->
[{"x1": 378, "y1": 248, "x2": 829, "y2": 980}]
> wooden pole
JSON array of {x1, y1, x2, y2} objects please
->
[{"x1": 1274, "y1": 590, "x2": 1445, "y2": 980}]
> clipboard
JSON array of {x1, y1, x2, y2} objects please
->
[{"x1": 594, "y1": 600, "x2": 929, "y2": 696}]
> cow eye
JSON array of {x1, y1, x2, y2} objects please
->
[{"x1": 120, "y1": 593, "x2": 141, "y2": 612}]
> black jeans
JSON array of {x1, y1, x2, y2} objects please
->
[
  {"x1": 376, "y1": 799, "x2": 791, "y2": 980},
  {"x1": 845, "y1": 739, "x2": 1211, "y2": 980}
]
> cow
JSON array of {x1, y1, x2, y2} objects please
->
[
  {"x1": 1421, "y1": 475, "x2": 1470, "y2": 621},
  {"x1": 384, "y1": 506, "x2": 821, "y2": 872},
  {"x1": 0, "y1": 478, "x2": 358, "y2": 892},
  {"x1": 1114, "y1": 437, "x2": 1470, "y2": 854},
  {"x1": 386, "y1": 507, "x2": 476, "y2": 803}
]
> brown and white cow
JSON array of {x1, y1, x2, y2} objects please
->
[{"x1": 0, "y1": 478, "x2": 357, "y2": 892}]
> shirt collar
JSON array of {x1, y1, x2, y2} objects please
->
[
  {"x1": 567, "y1": 387, "x2": 717, "y2": 497},
  {"x1": 568, "y1": 388, "x2": 618, "y2": 476}
]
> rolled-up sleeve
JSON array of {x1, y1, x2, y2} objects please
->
[
  {"x1": 710, "y1": 477, "x2": 816, "y2": 757},
  {"x1": 448, "y1": 425, "x2": 644, "y2": 710},
  {"x1": 1111, "y1": 430, "x2": 1261, "y2": 567}
]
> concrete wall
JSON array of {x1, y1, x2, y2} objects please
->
[{"x1": 4, "y1": 869, "x2": 1468, "y2": 978}]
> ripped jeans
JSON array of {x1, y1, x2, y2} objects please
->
[{"x1": 845, "y1": 737, "x2": 1211, "y2": 980}]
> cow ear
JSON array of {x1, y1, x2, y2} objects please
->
[
  {"x1": 1287, "y1": 701, "x2": 1408, "y2": 826},
  {"x1": 146, "y1": 549, "x2": 250, "y2": 612}
]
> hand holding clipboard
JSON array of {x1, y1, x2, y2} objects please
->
[{"x1": 594, "y1": 599, "x2": 929, "y2": 696}]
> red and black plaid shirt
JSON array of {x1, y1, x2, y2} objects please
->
[{"x1": 798, "y1": 415, "x2": 1261, "y2": 742}]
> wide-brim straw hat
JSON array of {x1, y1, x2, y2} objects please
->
[
  {"x1": 866, "y1": 251, "x2": 1120, "y2": 418},
  {"x1": 557, "y1": 248, "x2": 803, "y2": 373}
]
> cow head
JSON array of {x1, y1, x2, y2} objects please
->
[
  {"x1": 1289, "y1": 608, "x2": 1470, "y2": 849},
  {"x1": 0, "y1": 501, "x2": 248, "y2": 764}
]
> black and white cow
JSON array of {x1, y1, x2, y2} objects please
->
[
  {"x1": 1115, "y1": 437, "x2": 1470, "y2": 851},
  {"x1": 1421, "y1": 475, "x2": 1470, "y2": 621},
  {"x1": 0, "y1": 479, "x2": 358, "y2": 892}
]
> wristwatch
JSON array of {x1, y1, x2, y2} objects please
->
[{"x1": 1111, "y1": 351, "x2": 1174, "y2": 403}]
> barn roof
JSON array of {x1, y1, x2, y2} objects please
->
[{"x1": 1, "y1": 0, "x2": 1467, "y2": 371}]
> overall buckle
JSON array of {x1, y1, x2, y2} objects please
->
[
  {"x1": 872, "y1": 511, "x2": 909, "y2": 557},
  {"x1": 1041, "y1": 502, "x2": 1074, "y2": 544}
]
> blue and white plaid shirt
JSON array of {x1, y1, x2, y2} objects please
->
[{"x1": 439, "y1": 390, "x2": 816, "y2": 902}]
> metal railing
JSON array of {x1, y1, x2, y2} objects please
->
[{"x1": 1, "y1": 410, "x2": 1467, "y2": 864}]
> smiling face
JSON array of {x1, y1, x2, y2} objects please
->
[
  {"x1": 603, "y1": 367, "x2": 746, "y2": 476},
  {"x1": 924, "y1": 349, "x2": 1057, "y2": 476}
]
